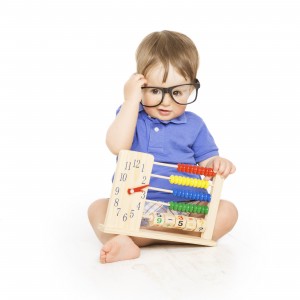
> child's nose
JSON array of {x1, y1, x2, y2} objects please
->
[{"x1": 162, "y1": 92, "x2": 173, "y2": 105}]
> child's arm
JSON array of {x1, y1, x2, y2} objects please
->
[
  {"x1": 106, "y1": 74, "x2": 147, "y2": 155},
  {"x1": 199, "y1": 156, "x2": 236, "y2": 179}
]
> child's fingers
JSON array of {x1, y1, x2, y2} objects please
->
[
  {"x1": 132, "y1": 73, "x2": 146, "y2": 83},
  {"x1": 208, "y1": 158, "x2": 236, "y2": 179},
  {"x1": 219, "y1": 161, "x2": 236, "y2": 178},
  {"x1": 212, "y1": 157, "x2": 221, "y2": 174}
]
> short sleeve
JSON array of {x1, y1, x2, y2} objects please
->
[{"x1": 192, "y1": 121, "x2": 219, "y2": 163}]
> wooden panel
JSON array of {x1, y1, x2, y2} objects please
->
[{"x1": 103, "y1": 150, "x2": 154, "y2": 231}]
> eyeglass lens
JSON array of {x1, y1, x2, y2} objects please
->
[{"x1": 141, "y1": 84, "x2": 197, "y2": 107}]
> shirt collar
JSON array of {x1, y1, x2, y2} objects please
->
[{"x1": 139, "y1": 104, "x2": 187, "y2": 124}]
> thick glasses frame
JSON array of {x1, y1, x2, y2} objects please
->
[{"x1": 140, "y1": 79, "x2": 200, "y2": 107}]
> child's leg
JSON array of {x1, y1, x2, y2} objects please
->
[
  {"x1": 211, "y1": 199, "x2": 238, "y2": 240},
  {"x1": 87, "y1": 199, "x2": 164, "y2": 263},
  {"x1": 88, "y1": 198, "x2": 238, "y2": 263}
]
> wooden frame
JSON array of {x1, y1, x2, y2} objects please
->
[{"x1": 98, "y1": 150, "x2": 224, "y2": 246}]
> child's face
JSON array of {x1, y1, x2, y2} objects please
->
[{"x1": 143, "y1": 64, "x2": 190, "y2": 121}]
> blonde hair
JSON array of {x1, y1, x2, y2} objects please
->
[{"x1": 136, "y1": 30, "x2": 199, "y2": 82}]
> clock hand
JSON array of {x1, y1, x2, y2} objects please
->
[{"x1": 127, "y1": 184, "x2": 149, "y2": 194}]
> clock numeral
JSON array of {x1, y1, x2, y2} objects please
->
[
  {"x1": 125, "y1": 160, "x2": 145, "y2": 171},
  {"x1": 114, "y1": 198, "x2": 119, "y2": 207},
  {"x1": 114, "y1": 187, "x2": 120, "y2": 195},
  {"x1": 137, "y1": 202, "x2": 141, "y2": 210},
  {"x1": 124, "y1": 161, "x2": 131, "y2": 170},
  {"x1": 119, "y1": 173, "x2": 127, "y2": 182},
  {"x1": 130, "y1": 210, "x2": 135, "y2": 218},
  {"x1": 141, "y1": 191, "x2": 146, "y2": 199},
  {"x1": 123, "y1": 213, "x2": 128, "y2": 222},
  {"x1": 141, "y1": 176, "x2": 147, "y2": 184},
  {"x1": 116, "y1": 208, "x2": 121, "y2": 216},
  {"x1": 133, "y1": 159, "x2": 140, "y2": 168}
]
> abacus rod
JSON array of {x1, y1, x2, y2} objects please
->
[
  {"x1": 148, "y1": 186, "x2": 173, "y2": 194},
  {"x1": 144, "y1": 199, "x2": 209, "y2": 215},
  {"x1": 153, "y1": 161, "x2": 216, "y2": 177},
  {"x1": 150, "y1": 173, "x2": 212, "y2": 187},
  {"x1": 151, "y1": 174, "x2": 169, "y2": 179},
  {"x1": 145, "y1": 198, "x2": 170, "y2": 206},
  {"x1": 146, "y1": 187, "x2": 211, "y2": 201},
  {"x1": 153, "y1": 161, "x2": 177, "y2": 168}
]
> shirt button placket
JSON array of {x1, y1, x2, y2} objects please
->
[{"x1": 148, "y1": 124, "x2": 164, "y2": 153}]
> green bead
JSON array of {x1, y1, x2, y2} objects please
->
[
  {"x1": 178, "y1": 204, "x2": 183, "y2": 211},
  {"x1": 173, "y1": 203, "x2": 178, "y2": 211},
  {"x1": 169, "y1": 202, "x2": 174, "y2": 210},
  {"x1": 193, "y1": 205, "x2": 198, "y2": 213},
  {"x1": 187, "y1": 205, "x2": 191, "y2": 212},
  {"x1": 183, "y1": 204, "x2": 189, "y2": 212}
]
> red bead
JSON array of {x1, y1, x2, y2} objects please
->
[{"x1": 177, "y1": 164, "x2": 216, "y2": 177}]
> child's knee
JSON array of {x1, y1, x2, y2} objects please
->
[
  {"x1": 87, "y1": 199, "x2": 108, "y2": 224},
  {"x1": 219, "y1": 200, "x2": 238, "y2": 230},
  {"x1": 87, "y1": 200, "x2": 101, "y2": 223}
]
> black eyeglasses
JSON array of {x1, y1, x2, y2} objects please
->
[{"x1": 141, "y1": 79, "x2": 200, "y2": 107}]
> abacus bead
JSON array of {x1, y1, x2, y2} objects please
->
[
  {"x1": 199, "y1": 167, "x2": 204, "y2": 174},
  {"x1": 173, "y1": 203, "x2": 179, "y2": 211},
  {"x1": 192, "y1": 205, "x2": 198, "y2": 213},
  {"x1": 170, "y1": 175, "x2": 174, "y2": 184},
  {"x1": 182, "y1": 204, "x2": 188, "y2": 212},
  {"x1": 185, "y1": 204, "x2": 190, "y2": 212},
  {"x1": 178, "y1": 203, "x2": 183, "y2": 212},
  {"x1": 170, "y1": 202, "x2": 175, "y2": 210},
  {"x1": 204, "y1": 206, "x2": 209, "y2": 214}
]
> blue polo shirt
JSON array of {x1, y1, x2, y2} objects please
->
[{"x1": 116, "y1": 105, "x2": 219, "y2": 202}]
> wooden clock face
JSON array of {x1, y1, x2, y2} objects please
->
[{"x1": 104, "y1": 150, "x2": 154, "y2": 231}]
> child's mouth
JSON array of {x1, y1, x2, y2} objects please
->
[{"x1": 158, "y1": 109, "x2": 171, "y2": 116}]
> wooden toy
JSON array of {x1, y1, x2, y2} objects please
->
[{"x1": 98, "y1": 150, "x2": 224, "y2": 246}]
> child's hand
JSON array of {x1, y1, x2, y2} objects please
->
[
  {"x1": 203, "y1": 156, "x2": 236, "y2": 180},
  {"x1": 124, "y1": 73, "x2": 147, "y2": 104}
]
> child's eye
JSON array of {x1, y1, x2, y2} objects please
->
[
  {"x1": 173, "y1": 90, "x2": 182, "y2": 96},
  {"x1": 151, "y1": 88, "x2": 161, "y2": 95}
]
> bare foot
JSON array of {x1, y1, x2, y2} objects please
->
[{"x1": 100, "y1": 235, "x2": 141, "y2": 263}]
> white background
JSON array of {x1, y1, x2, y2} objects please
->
[{"x1": 1, "y1": 0, "x2": 300, "y2": 299}]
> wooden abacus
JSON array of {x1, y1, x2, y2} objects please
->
[{"x1": 98, "y1": 150, "x2": 224, "y2": 246}]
